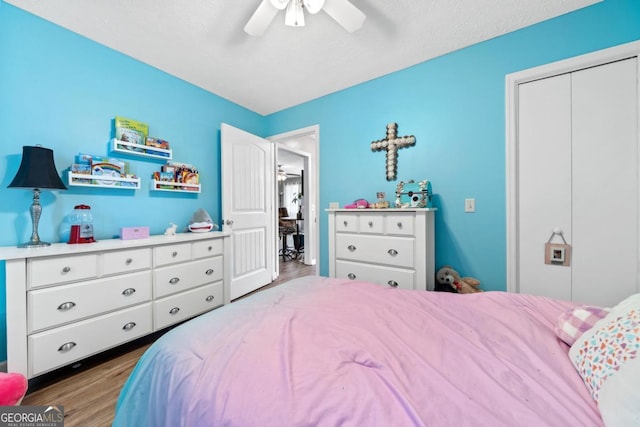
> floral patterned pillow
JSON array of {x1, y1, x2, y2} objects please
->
[{"x1": 569, "y1": 293, "x2": 640, "y2": 427}]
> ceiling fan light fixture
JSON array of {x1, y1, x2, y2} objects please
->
[
  {"x1": 285, "y1": 0, "x2": 305, "y2": 27},
  {"x1": 303, "y1": 0, "x2": 325, "y2": 14},
  {"x1": 277, "y1": 165, "x2": 288, "y2": 182}
]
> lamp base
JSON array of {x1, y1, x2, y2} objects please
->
[{"x1": 17, "y1": 239, "x2": 51, "y2": 248}]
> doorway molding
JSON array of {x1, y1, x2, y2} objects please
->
[{"x1": 269, "y1": 125, "x2": 320, "y2": 277}]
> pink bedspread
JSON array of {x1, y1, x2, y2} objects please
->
[{"x1": 114, "y1": 276, "x2": 603, "y2": 426}]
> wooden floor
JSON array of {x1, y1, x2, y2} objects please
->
[{"x1": 22, "y1": 259, "x2": 316, "y2": 426}]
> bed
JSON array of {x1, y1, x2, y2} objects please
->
[{"x1": 113, "y1": 276, "x2": 637, "y2": 426}]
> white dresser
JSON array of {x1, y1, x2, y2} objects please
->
[
  {"x1": 0, "y1": 232, "x2": 230, "y2": 379},
  {"x1": 327, "y1": 209, "x2": 436, "y2": 291}
]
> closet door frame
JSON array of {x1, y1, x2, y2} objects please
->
[{"x1": 505, "y1": 40, "x2": 640, "y2": 294}]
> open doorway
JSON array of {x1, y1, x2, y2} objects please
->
[{"x1": 269, "y1": 125, "x2": 319, "y2": 280}]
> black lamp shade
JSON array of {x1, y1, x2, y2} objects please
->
[{"x1": 8, "y1": 146, "x2": 67, "y2": 190}]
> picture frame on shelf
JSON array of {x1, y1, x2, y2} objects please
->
[{"x1": 395, "y1": 179, "x2": 432, "y2": 208}]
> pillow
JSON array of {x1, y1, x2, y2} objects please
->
[
  {"x1": 569, "y1": 293, "x2": 640, "y2": 427},
  {"x1": 555, "y1": 305, "x2": 610, "y2": 345}
]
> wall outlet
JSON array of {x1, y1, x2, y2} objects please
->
[{"x1": 465, "y1": 198, "x2": 475, "y2": 213}]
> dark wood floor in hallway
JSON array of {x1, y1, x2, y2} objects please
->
[{"x1": 21, "y1": 259, "x2": 317, "y2": 426}]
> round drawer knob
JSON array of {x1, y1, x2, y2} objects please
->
[
  {"x1": 169, "y1": 277, "x2": 180, "y2": 285},
  {"x1": 206, "y1": 295, "x2": 215, "y2": 302},
  {"x1": 205, "y1": 269, "x2": 214, "y2": 275},
  {"x1": 57, "y1": 301, "x2": 76, "y2": 311},
  {"x1": 347, "y1": 245, "x2": 356, "y2": 251},
  {"x1": 368, "y1": 221, "x2": 373, "y2": 227},
  {"x1": 388, "y1": 249, "x2": 398, "y2": 256},
  {"x1": 125, "y1": 258, "x2": 133, "y2": 265},
  {"x1": 387, "y1": 280, "x2": 399, "y2": 287},
  {"x1": 122, "y1": 322, "x2": 136, "y2": 331},
  {"x1": 343, "y1": 221, "x2": 348, "y2": 226},
  {"x1": 169, "y1": 307, "x2": 180, "y2": 315},
  {"x1": 62, "y1": 266, "x2": 71, "y2": 273},
  {"x1": 122, "y1": 288, "x2": 136, "y2": 296},
  {"x1": 172, "y1": 251, "x2": 178, "y2": 257},
  {"x1": 58, "y1": 342, "x2": 76, "y2": 353},
  {"x1": 397, "y1": 222, "x2": 403, "y2": 229},
  {"x1": 208, "y1": 246, "x2": 213, "y2": 251},
  {"x1": 347, "y1": 273, "x2": 356, "y2": 280}
]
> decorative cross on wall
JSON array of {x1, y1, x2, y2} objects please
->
[{"x1": 370, "y1": 123, "x2": 416, "y2": 181}]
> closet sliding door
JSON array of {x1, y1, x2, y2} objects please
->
[{"x1": 514, "y1": 55, "x2": 639, "y2": 307}]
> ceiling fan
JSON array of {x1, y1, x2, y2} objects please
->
[{"x1": 244, "y1": 0, "x2": 366, "y2": 36}]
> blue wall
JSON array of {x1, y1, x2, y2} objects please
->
[
  {"x1": 0, "y1": 2, "x2": 264, "y2": 360},
  {"x1": 1, "y1": 0, "x2": 639, "y2": 361},
  {"x1": 266, "y1": 0, "x2": 640, "y2": 288}
]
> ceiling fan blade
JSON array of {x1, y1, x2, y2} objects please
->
[
  {"x1": 244, "y1": 0, "x2": 280, "y2": 36},
  {"x1": 322, "y1": 0, "x2": 366, "y2": 32}
]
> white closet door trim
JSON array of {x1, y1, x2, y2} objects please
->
[{"x1": 506, "y1": 40, "x2": 640, "y2": 293}]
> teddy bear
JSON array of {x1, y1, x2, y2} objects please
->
[{"x1": 435, "y1": 265, "x2": 482, "y2": 294}]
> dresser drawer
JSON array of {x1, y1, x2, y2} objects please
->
[
  {"x1": 154, "y1": 282, "x2": 224, "y2": 330},
  {"x1": 192, "y1": 238, "x2": 224, "y2": 259},
  {"x1": 28, "y1": 271, "x2": 152, "y2": 333},
  {"x1": 384, "y1": 213, "x2": 415, "y2": 236},
  {"x1": 28, "y1": 254, "x2": 98, "y2": 289},
  {"x1": 102, "y1": 248, "x2": 152, "y2": 275},
  {"x1": 335, "y1": 213, "x2": 358, "y2": 232},
  {"x1": 154, "y1": 243, "x2": 192, "y2": 266},
  {"x1": 336, "y1": 260, "x2": 416, "y2": 290},
  {"x1": 28, "y1": 303, "x2": 152, "y2": 376},
  {"x1": 358, "y1": 214, "x2": 384, "y2": 234},
  {"x1": 335, "y1": 234, "x2": 414, "y2": 267},
  {"x1": 154, "y1": 256, "x2": 223, "y2": 298}
]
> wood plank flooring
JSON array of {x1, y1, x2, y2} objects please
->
[{"x1": 21, "y1": 259, "x2": 316, "y2": 426}]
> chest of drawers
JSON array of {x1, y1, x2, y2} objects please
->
[
  {"x1": 328, "y1": 209, "x2": 435, "y2": 291},
  {"x1": 0, "y1": 232, "x2": 229, "y2": 379}
]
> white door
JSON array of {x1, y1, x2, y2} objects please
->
[{"x1": 221, "y1": 123, "x2": 275, "y2": 301}]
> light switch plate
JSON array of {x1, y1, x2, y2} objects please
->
[{"x1": 465, "y1": 198, "x2": 475, "y2": 213}]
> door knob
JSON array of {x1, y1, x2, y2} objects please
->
[{"x1": 225, "y1": 219, "x2": 234, "y2": 226}]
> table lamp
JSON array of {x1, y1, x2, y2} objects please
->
[{"x1": 8, "y1": 145, "x2": 67, "y2": 248}]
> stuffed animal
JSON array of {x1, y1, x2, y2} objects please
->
[
  {"x1": 188, "y1": 208, "x2": 218, "y2": 233},
  {"x1": 0, "y1": 372, "x2": 27, "y2": 406},
  {"x1": 164, "y1": 223, "x2": 177, "y2": 236},
  {"x1": 435, "y1": 265, "x2": 482, "y2": 294}
]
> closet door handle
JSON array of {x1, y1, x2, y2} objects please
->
[
  {"x1": 347, "y1": 273, "x2": 356, "y2": 280},
  {"x1": 57, "y1": 301, "x2": 76, "y2": 311},
  {"x1": 388, "y1": 249, "x2": 398, "y2": 256}
]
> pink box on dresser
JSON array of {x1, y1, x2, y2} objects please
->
[{"x1": 120, "y1": 226, "x2": 150, "y2": 240}]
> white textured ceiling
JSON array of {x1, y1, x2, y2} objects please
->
[{"x1": 6, "y1": 0, "x2": 601, "y2": 115}]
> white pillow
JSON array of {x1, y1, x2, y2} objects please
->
[{"x1": 569, "y1": 293, "x2": 640, "y2": 427}]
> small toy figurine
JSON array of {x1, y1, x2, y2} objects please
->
[{"x1": 164, "y1": 223, "x2": 177, "y2": 236}]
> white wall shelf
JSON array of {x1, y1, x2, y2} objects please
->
[
  {"x1": 68, "y1": 172, "x2": 141, "y2": 189},
  {"x1": 111, "y1": 138, "x2": 172, "y2": 160},
  {"x1": 151, "y1": 179, "x2": 201, "y2": 193}
]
